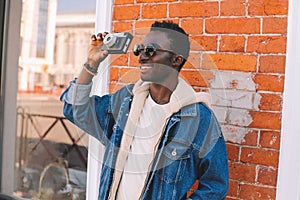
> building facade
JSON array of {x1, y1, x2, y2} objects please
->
[
  {"x1": 19, "y1": 0, "x2": 95, "y2": 93},
  {"x1": 53, "y1": 11, "x2": 95, "y2": 88},
  {"x1": 19, "y1": 0, "x2": 57, "y2": 92}
]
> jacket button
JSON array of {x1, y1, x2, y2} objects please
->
[{"x1": 172, "y1": 148, "x2": 177, "y2": 156}]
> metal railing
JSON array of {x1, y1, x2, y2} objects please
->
[{"x1": 16, "y1": 106, "x2": 87, "y2": 167}]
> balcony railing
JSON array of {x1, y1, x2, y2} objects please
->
[{"x1": 15, "y1": 106, "x2": 87, "y2": 199}]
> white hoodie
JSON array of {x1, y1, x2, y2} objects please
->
[{"x1": 108, "y1": 77, "x2": 211, "y2": 199}]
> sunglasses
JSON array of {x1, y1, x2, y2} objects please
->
[{"x1": 133, "y1": 43, "x2": 174, "y2": 57}]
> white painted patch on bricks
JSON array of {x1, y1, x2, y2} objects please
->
[
  {"x1": 222, "y1": 125, "x2": 249, "y2": 144},
  {"x1": 210, "y1": 70, "x2": 256, "y2": 91}
]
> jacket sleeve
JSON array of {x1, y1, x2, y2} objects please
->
[
  {"x1": 188, "y1": 113, "x2": 229, "y2": 200},
  {"x1": 60, "y1": 79, "x2": 112, "y2": 145}
]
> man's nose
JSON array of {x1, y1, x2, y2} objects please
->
[{"x1": 138, "y1": 52, "x2": 151, "y2": 63}]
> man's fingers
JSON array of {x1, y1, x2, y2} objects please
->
[
  {"x1": 103, "y1": 32, "x2": 109, "y2": 38},
  {"x1": 91, "y1": 32, "x2": 109, "y2": 42},
  {"x1": 91, "y1": 34, "x2": 97, "y2": 41},
  {"x1": 97, "y1": 33, "x2": 103, "y2": 40}
]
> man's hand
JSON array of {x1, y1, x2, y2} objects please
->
[
  {"x1": 76, "y1": 32, "x2": 109, "y2": 84},
  {"x1": 86, "y1": 32, "x2": 109, "y2": 68}
]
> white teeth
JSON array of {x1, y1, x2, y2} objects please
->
[{"x1": 140, "y1": 65, "x2": 152, "y2": 70}]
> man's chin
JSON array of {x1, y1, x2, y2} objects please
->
[{"x1": 140, "y1": 76, "x2": 150, "y2": 82}]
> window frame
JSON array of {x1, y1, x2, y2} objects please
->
[
  {"x1": 0, "y1": 0, "x2": 22, "y2": 194},
  {"x1": 277, "y1": 0, "x2": 300, "y2": 199},
  {"x1": 85, "y1": 0, "x2": 112, "y2": 199}
]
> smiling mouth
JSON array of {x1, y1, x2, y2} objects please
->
[{"x1": 140, "y1": 64, "x2": 153, "y2": 70}]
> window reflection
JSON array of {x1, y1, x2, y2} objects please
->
[
  {"x1": 36, "y1": 0, "x2": 48, "y2": 58},
  {"x1": 15, "y1": 0, "x2": 96, "y2": 199}
]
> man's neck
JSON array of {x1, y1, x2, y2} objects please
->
[{"x1": 149, "y1": 79, "x2": 178, "y2": 105}]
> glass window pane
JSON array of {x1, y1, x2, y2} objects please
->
[{"x1": 15, "y1": 0, "x2": 96, "y2": 199}]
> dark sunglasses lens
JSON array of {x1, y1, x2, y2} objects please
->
[
  {"x1": 145, "y1": 46, "x2": 155, "y2": 57},
  {"x1": 133, "y1": 44, "x2": 156, "y2": 57},
  {"x1": 133, "y1": 44, "x2": 141, "y2": 56}
]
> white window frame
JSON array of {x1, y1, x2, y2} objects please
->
[
  {"x1": 0, "y1": 0, "x2": 112, "y2": 196},
  {"x1": 86, "y1": 0, "x2": 112, "y2": 199},
  {"x1": 277, "y1": 0, "x2": 300, "y2": 199},
  {"x1": 1, "y1": 0, "x2": 22, "y2": 194}
]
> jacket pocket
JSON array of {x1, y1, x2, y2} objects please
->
[{"x1": 156, "y1": 140, "x2": 191, "y2": 183}]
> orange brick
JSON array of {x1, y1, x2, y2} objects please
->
[
  {"x1": 226, "y1": 197, "x2": 237, "y2": 200},
  {"x1": 226, "y1": 143, "x2": 240, "y2": 162},
  {"x1": 110, "y1": 67, "x2": 119, "y2": 82},
  {"x1": 135, "y1": 19, "x2": 180, "y2": 35},
  {"x1": 249, "y1": 111, "x2": 281, "y2": 130},
  {"x1": 110, "y1": 83, "x2": 127, "y2": 93},
  {"x1": 239, "y1": 183, "x2": 276, "y2": 200},
  {"x1": 109, "y1": 83, "x2": 116, "y2": 93},
  {"x1": 135, "y1": 20, "x2": 155, "y2": 35},
  {"x1": 113, "y1": 21, "x2": 133, "y2": 33},
  {"x1": 129, "y1": 52, "x2": 140, "y2": 67},
  {"x1": 180, "y1": 19, "x2": 203, "y2": 35},
  {"x1": 137, "y1": 0, "x2": 176, "y2": 2},
  {"x1": 241, "y1": 147, "x2": 279, "y2": 167},
  {"x1": 220, "y1": 36, "x2": 245, "y2": 52},
  {"x1": 184, "y1": 53, "x2": 201, "y2": 69},
  {"x1": 135, "y1": 19, "x2": 179, "y2": 35},
  {"x1": 260, "y1": 131, "x2": 281, "y2": 149},
  {"x1": 259, "y1": 55, "x2": 286, "y2": 73},
  {"x1": 257, "y1": 166, "x2": 278, "y2": 186},
  {"x1": 241, "y1": 130, "x2": 258, "y2": 146},
  {"x1": 247, "y1": 36, "x2": 287, "y2": 54},
  {"x1": 169, "y1": 2, "x2": 219, "y2": 17},
  {"x1": 259, "y1": 93, "x2": 282, "y2": 111},
  {"x1": 190, "y1": 36, "x2": 218, "y2": 51},
  {"x1": 135, "y1": 20, "x2": 155, "y2": 29},
  {"x1": 142, "y1": 4, "x2": 167, "y2": 19},
  {"x1": 248, "y1": 0, "x2": 288, "y2": 16},
  {"x1": 114, "y1": 0, "x2": 134, "y2": 4},
  {"x1": 229, "y1": 162, "x2": 256, "y2": 182},
  {"x1": 111, "y1": 54, "x2": 129, "y2": 66},
  {"x1": 129, "y1": 35, "x2": 144, "y2": 48},
  {"x1": 113, "y1": 5, "x2": 140, "y2": 20},
  {"x1": 263, "y1": 17, "x2": 288, "y2": 34},
  {"x1": 228, "y1": 180, "x2": 239, "y2": 197},
  {"x1": 180, "y1": 70, "x2": 214, "y2": 87},
  {"x1": 120, "y1": 68, "x2": 140, "y2": 83},
  {"x1": 220, "y1": 0, "x2": 246, "y2": 16},
  {"x1": 202, "y1": 54, "x2": 257, "y2": 72},
  {"x1": 205, "y1": 18, "x2": 260, "y2": 34},
  {"x1": 254, "y1": 74, "x2": 285, "y2": 92}
]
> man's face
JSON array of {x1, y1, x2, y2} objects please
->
[{"x1": 138, "y1": 31, "x2": 178, "y2": 85}]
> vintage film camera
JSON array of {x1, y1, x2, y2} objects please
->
[{"x1": 101, "y1": 32, "x2": 133, "y2": 54}]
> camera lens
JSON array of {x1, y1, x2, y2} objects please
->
[{"x1": 103, "y1": 34, "x2": 117, "y2": 47}]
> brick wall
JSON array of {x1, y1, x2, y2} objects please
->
[{"x1": 109, "y1": 0, "x2": 288, "y2": 199}]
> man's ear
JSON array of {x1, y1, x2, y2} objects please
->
[{"x1": 172, "y1": 55, "x2": 184, "y2": 71}]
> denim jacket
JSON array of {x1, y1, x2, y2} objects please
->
[{"x1": 61, "y1": 80, "x2": 228, "y2": 200}]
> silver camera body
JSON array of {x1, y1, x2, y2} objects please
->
[{"x1": 101, "y1": 32, "x2": 133, "y2": 54}]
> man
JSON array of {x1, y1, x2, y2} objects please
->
[{"x1": 61, "y1": 21, "x2": 228, "y2": 200}]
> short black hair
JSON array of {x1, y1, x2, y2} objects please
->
[{"x1": 150, "y1": 21, "x2": 190, "y2": 70}]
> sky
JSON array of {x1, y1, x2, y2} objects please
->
[{"x1": 57, "y1": 0, "x2": 96, "y2": 12}]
